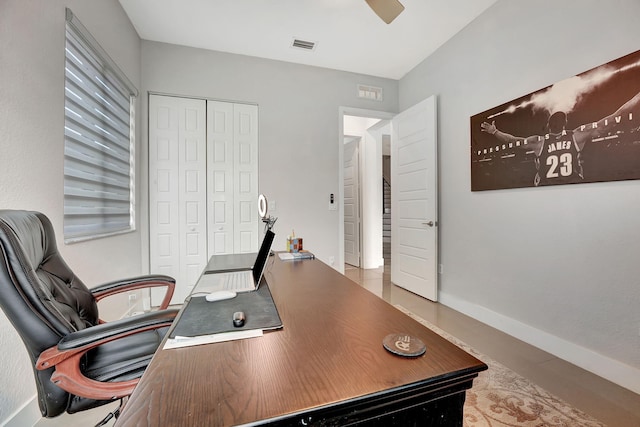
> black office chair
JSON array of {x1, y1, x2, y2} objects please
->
[{"x1": 0, "y1": 210, "x2": 179, "y2": 425}]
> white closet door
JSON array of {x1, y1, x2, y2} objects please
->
[
  {"x1": 178, "y1": 100, "x2": 208, "y2": 299},
  {"x1": 207, "y1": 101, "x2": 259, "y2": 255},
  {"x1": 149, "y1": 96, "x2": 180, "y2": 286},
  {"x1": 149, "y1": 95, "x2": 207, "y2": 303},
  {"x1": 207, "y1": 101, "x2": 235, "y2": 255},
  {"x1": 151, "y1": 96, "x2": 259, "y2": 305},
  {"x1": 234, "y1": 104, "x2": 259, "y2": 253}
]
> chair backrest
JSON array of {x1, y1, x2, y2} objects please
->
[{"x1": 0, "y1": 210, "x2": 99, "y2": 416}]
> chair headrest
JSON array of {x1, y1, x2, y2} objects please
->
[
  {"x1": 0, "y1": 210, "x2": 48, "y2": 267},
  {"x1": 0, "y1": 210, "x2": 98, "y2": 337}
]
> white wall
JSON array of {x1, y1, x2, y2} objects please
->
[
  {"x1": 0, "y1": 0, "x2": 142, "y2": 424},
  {"x1": 139, "y1": 42, "x2": 399, "y2": 269},
  {"x1": 400, "y1": 0, "x2": 640, "y2": 392}
]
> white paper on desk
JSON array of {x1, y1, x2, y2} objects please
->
[{"x1": 163, "y1": 329, "x2": 263, "y2": 350}]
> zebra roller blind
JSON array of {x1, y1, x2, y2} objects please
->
[{"x1": 63, "y1": 8, "x2": 138, "y2": 242}]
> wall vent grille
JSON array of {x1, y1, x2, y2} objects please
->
[
  {"x1": 291, "y1": 39, "x2": 316, "y2": 51},
  {"x1": 357, "y1": 84, "x2": 383, "y2": 101}
]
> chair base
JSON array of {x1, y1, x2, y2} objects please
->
[{"x1": 95, "y1": 398, "x2": 126, "y2": 427}]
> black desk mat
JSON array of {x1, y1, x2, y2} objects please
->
[{"x1": 169, "y1": 283, "x2": 282, "y2": 338}]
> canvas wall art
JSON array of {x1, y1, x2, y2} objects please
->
[{"x1": 471, "y1": 50, "x2": 640, "y2": 191}]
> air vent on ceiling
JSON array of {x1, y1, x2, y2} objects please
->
[
  {"x1": 357, "y1": 84, "x2": 383, "y2": 102},
  {"x1": 291, "y1": 38, "x2": 316, "y2": 51}
]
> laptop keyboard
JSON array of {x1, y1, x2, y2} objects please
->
[{"x1": 223, "y1": 272, "x2": 254, "y2": 291}]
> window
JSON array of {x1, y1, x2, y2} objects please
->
[{"x1": 63, "y1": 8, "x2": 138, "y2": 242}]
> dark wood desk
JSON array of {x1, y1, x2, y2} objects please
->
[{"x1": 116, "y1": 256, "x2": 487, "y2": 426}]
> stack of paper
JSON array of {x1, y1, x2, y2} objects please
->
[{"x1": 278, "y1": 252, "x2": 315, "y2": 261}]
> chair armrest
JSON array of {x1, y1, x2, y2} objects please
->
[
  {"x1": 91, "y1": 274, "x2": 176, "y2": 310},
  {"x1": 35, "y1": 309, "x2": 178, "y2": 400},
  {"x1": 58, "y1": 309, "x2": 178, "y2": 351}
]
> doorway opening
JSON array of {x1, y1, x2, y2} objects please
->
[
  {"x1": 340, "y1": 96, "x2": 439, "y2": 301},
  {"x1": 338, "y1": 107, "x2": 394, "y2": 276}
]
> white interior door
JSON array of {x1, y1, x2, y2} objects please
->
[
  {"x1": 207, "y1": 101, "x2": 259, "y2": 255},
  {"x1": 149, "y1": 95, "x2": 208, "y2": 303},
  {"x1": 233, "y1": 103, "x2": 259, "y2": 253},
  {"x1": 207, "y1": 101, "x2": 234, "y2": 255},
  {"x1": 344, "y1": 138, "x2": 361, "y2": 267},
  {"x1": 391, "y1": 95, "x2": 438, "y2": 301},
  {"x1": 178, "y1": 100, "x2": 208, "y2": 299},
  {"x1": 149, "y1": 96, "x2": 180, "y2": 288}
]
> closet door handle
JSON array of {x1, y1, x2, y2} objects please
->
[{"x1": 422, "y1": 221, "x2": 434, "y2": 227}]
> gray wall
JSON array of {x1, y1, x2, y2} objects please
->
[
  {"x1": 400, "y1": 0, "x2": 640, "y2": 391},
  {"x1": 0, "y1": 0, "x2": 142, "y2": 423},
  {"x1": 140, "y1": 41, "x2": 398, "y2": 268}
]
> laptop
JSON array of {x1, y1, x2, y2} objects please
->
[
  {"x1": 195, "y1": 230, "x2": 275, "y2": 294},
  {"x1": 203, "y1": 252, "x2": 257, "y2": 274}
]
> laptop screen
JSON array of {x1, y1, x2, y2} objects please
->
[{"x1": 253, "y1": 230, "x2": 275, "y2": 284}]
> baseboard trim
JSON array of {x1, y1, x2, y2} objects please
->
[
  {"x1": 439, "y1": 291, "x2": 640, "y2": 395},
  {"x1": 361, "y1": 257, "x2": 385, "y2": 269},
  {"x1": 3, "y1": 396, "x2": 40, "y2": 427}
]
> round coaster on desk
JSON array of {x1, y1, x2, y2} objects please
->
[{"x1": 383, "y1": 334, "x2": 426, "y2": 357}]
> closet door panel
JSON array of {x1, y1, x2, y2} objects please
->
[
  {"x1": 150, "y1": 95, "x2": 207, "y2": 304},
  {"x1": 207, "y1": 101, "x2": 234, "y2": 255},
  {"x1": 149, "y1": 96, "x2": 181, "y2": 302},
  {"x1": 234, "y1": 103, "x2": 259, "y2": 253},
  {"x1": 178, "y1": 98, "x2": 207, "y2": 299}
]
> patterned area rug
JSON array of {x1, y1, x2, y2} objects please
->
[{"x1": 395, "y1": 305, "x2": 606, "y2": 427}]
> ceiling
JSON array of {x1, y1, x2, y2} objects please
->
[{"x1": 118, "y1": 0, "x2": 498, "y2": 80}]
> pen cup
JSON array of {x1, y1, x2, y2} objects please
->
[{"x1": 287, "y1": 236, "x2": 303, "y2": 252}]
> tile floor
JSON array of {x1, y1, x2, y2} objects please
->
[
  {"x1": 343, "y1": 263, "x2": 640, "y2": 427},
  {"x1": 34, "y1": 263, "x2": 640, "y2": 427}
]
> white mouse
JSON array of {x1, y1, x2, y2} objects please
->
[{"x1": 205, "y1": 290, "x2": 237, "y2": 302}]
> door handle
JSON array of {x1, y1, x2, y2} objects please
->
[{"x1": 422, "y1": 221, "x2": 434, "y2": 227}]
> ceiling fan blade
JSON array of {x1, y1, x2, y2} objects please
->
[{"x1": 365, "y1": 0, "x2": 405, "y2": 24}]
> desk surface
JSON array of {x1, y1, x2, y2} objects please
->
[{"x1": 116, "y1": 255, "x2": 486, "y2": 426}]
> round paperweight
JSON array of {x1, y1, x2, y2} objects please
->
[{"x1": 383, "y1": 333, "x2": 426, "y2": 357}]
